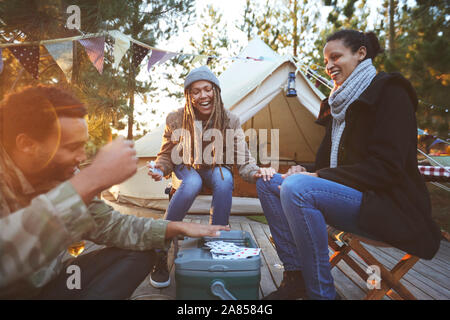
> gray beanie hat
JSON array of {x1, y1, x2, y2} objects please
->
[{"x1": 184, "y1": 65, "x2": 220, "y2": 90}]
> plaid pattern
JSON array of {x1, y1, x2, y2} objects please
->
[{"x1": 418, "y1": 165, "x2": 450, "y2": 182}]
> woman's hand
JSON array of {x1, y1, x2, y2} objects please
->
[
  {"x1": 147, "y1": 162, "x2": 164, "y2": 181},
  {"x1": 277, "y1": 169, "x2": 318, "y2": 189},
  {"x1": 281, "y1": 165, "x2": 307, "y2": 178},
  {"x1": 254, "y1": 167, "x2": 277, "y2": 181}
]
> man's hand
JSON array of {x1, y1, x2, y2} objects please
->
[
  {"x1": 253, "y1": 167, "x2": 277, "y2": 181},
  {"x1": 165, "y1": 221, "x2": 231, "y2": 239},
  {"x1": 90, "y1": 137, "x2": 138, "y2": 186},
  {"x1": 281, "y1": 165, "x2": 307, "y2": 178},
  {"x1": 70, "y1": 137, "x2": 138, "y2": 204}
]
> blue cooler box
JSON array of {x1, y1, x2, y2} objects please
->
[{"x1": 174, "y1": 230, "x2": 261, "y2": 300}]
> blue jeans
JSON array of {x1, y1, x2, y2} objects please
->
[
  {"x1": 256, "y1": 173, "x2": 374, "y2": 300},
  {"x1": 165, "y1": 165, "x2": 233, "y2": 225}
]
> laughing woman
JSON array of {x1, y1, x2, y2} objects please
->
[
  {"x1": 147, "y1": 66, "x2": 275, "y2": 288},
  {"x1": 256, "y1": 30, "x2": 441, "y2": 300}
]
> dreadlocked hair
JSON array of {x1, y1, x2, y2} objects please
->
[{"x1": 182, "y1": 84, "x2": 229, "y2": 169}]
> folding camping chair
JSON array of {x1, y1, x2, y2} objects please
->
[
  {"x1": 327, "y1": 164, "x2": 449, "y2": 300},
  {"x1": 327, "y1": 226, "x2": 420, "y2": 300}
]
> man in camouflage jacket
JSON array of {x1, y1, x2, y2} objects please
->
[{"x1": 0, "y1": 86, "x2": 228, "y2": 299}]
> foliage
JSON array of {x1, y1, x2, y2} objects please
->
[
  {"x1": 0, "y1": 0, "x2": 195, "y2": 156},
  {"x1": 376, "y1": 0, "x2": 449, "y2": 137},
  {"x1": 239, "y1": 0, "x2": 321, "y2": 62}
]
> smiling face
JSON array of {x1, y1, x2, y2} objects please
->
[
  {"x1": 47, "y1": 117, "x2": 89, "y2": 180},
  {"x1": 189, "y1": 80, "x2": 214, "y2": 116},
  {"x1": 323, "y1": 39, "x2": 367, "y2": 88},
  {"x1": 30, "y1": 117, "x2": 89, "y2": 183}
]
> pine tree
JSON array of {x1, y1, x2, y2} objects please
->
[{"x1": 0, "y1": 0, "x2": 195, "y2": 154}]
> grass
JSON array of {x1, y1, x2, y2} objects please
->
[{"x1": 245, "y1": 215, "x2": 268, "y2": 224}]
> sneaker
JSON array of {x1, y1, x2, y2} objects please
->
[
  {"x1": 262, "y1": 270, "x2": 307, "y2": 300},
  {"x1": 149, "y1": 251, "x2": 170, "y2": 288}
]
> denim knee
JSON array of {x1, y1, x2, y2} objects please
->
[
  {"x1": 280, "y1": 174, "x2": 315, "y2": 206},
  {"x1": 179, "y1": 172, "x2": 203, "y2": 195},
  {"x1": 256, "y1": 173, "x2": 283, "y2": 195},
  {"x1": 256, "y1": 177, "x2": 266, "y2": 193},
  {"x1": 211, "y1": 168, "x2": 233, "y2": 190}
]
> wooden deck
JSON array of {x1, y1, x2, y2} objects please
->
[{"x1": 122, "y1": 215, "x2": 450, "y2": 300}]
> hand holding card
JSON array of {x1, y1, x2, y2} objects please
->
[{"x1": 147, "y1": 160, "x2": 164, "y2": 181}]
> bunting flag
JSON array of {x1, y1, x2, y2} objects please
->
[
  {"x1": 132, "y1": 43, "x2": 149, "y2": 69},
  {"x1": 78, "y1": 36, "x2": 105, "y2": 74},
  {"x1": 147, "y1": 49, "x2": 166, "y2": 70},
  {"x1": 0, "y1": 48, "x2": 3, "y2": 74},
  {"x1": 44, "y1": 41, "x2": 73, "y2": 81},
  {"x1": 109, "y1": 30, "x2": 130, "y2": 69},
  {"x1": 159, "y1": 52, "x2": 177, "y2": 65},
  {"x1": 7, "y1": 45, "x2": 40, "y2": 79},
  {"x1": 148, "y1": 50, "x2": 177, "y2": 71}
]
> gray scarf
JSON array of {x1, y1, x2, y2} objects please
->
[{"x1": 328, "y1": 58, "x2": 377, "y2": 168}]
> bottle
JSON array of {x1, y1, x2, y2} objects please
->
[{"x1": 67, "y1": 240, "x2": 86, "y2": 257}]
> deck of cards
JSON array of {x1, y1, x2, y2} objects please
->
[
  {"x1": 148, "y1": 160, "x2": 164, "y2": 176},
  {"x1": 205, "y1": 241, "x2": 261, "y2": 260}
]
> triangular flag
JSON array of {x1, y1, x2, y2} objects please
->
[
  {"x1": 78, "y1": 36, "x2": 105, "y2": 74},
  {"x1": 8, "y1": 45, "x2": 40, "y2": 79},
  {"x1": 132, "y1": 43, "x2": 149, "y2": 69},
  {"x1": 0, "y1": 48, "x2": 3, "y2": 74},
  {"x1": 147, "y1": 49, "x2": 166, "y2": 71},
  {"x1": 192, "y1": 55, "x2": 208, "y2": 65},
  {"x1": 109, "y1": 30, "x2": 130, "y2": 69},
  {"x1": 158, "y1": 52, "x2": 177, "y2": 65},
  {"x1": 44, "y1": 41, "x2": 73, "y2": 81}
]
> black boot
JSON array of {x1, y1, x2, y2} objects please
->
[
  {"x1": 262, "y1": 270, "x2": 308, "y2": 300},
  {"x1": 149, "y1": 250, "x2": 170, "y2": 288}
]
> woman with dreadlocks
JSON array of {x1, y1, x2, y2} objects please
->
[{"x1": 147, "y1": 66, "x2": 275, "y2": 288}]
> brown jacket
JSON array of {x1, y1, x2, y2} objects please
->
[{"x1": 155, "y1": 108, "x2": 260, "y2": 183}]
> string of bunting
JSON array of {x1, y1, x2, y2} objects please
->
[
  {"x1": 418, "y1": 100, "x2": 449, "y2": 113},
  {"x1": 1, "y1": 30, "x2": 448, "y2": 114},
  {"x1": 0, "y1": 30, "x2": 274, "y2": 81},
  {"x1": 295, "y1": 59, "x2": 449, "y2": 113}
]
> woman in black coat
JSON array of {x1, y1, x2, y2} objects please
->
[{"x1": 256, "y1": 29, "x2": 441, "y2": 300}]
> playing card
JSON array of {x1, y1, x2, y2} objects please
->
[{"x1": 206, "y1": 240, "x2": 261, "y2": 260}]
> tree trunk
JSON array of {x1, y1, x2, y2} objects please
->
[
  {"x1": 127, "y1": 65, "x2": 135, "y2": 140},
  {"x1": 292, "y1": 0, "x2": 299, "y2": 57},
  {"x1": 389, "y1": 0, "x2": 396, "y2": 57}
]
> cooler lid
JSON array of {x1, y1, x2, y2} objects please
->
[{"x1": 175, "y1": 230, "x2": 261, "y2": 272}]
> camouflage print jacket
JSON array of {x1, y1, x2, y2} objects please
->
[{"x1": 0, "y1": 147, "x2": 170, "y2": 298}]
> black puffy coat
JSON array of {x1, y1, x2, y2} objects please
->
[{"x1": 314, "y1": 72, "x2": 441, "y2": 259}]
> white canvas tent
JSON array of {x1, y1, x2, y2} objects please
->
[{"x1": 108, "y1": 38, "x2": 326, "y2": 214}]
